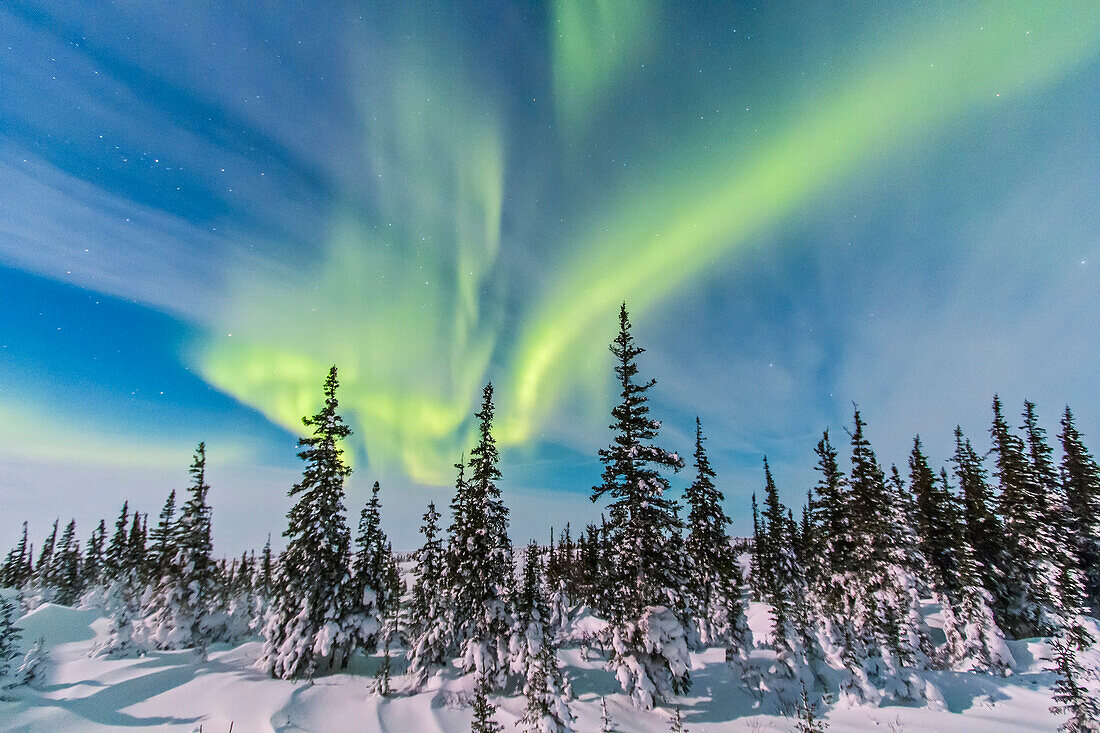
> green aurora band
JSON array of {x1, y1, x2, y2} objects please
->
[{"x1": 194, "y1": 2, "x2": 1100, "y2": 486}]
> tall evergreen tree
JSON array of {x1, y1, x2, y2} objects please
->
[
  {"x1": 51, "y1": 519, "x2": 82, "y2": 606},
  {"x1": 102, "y1": 502, "x2": 130, "y2": 584},
  {"x1": 1059, "y1": 407, "x2": 1100, "y2": 616},
  {"x1": 259, "y1": 366, "x2": 370, "y2": 679},
  {"x1": 0, "y1": 596, "x2": 22, "y2": 690},
  {"x1": 406, "y1": 501, "x2": 447, "y2": 686},
  {"x1": 471, "y1": 671, "x2": 505, "y2": 733},
  {"x1": 910, "y1": 438, "x2": 963, "y2": 599},
  {"x1": 1, "y1": 522, "x2": 30, "y2": 589},
  {"x1": 591, "y1": 304, "x2": 689, "y2": 709},
  {"x1": 83, "y1": 520, "x2": 106, "y2": 591},
  {"x1": 147, "y1": 490, "x2": 178, "y2": 574},
  {"x1": 140, "y1": 443, "x2": 216, "y2": 656},
  {"x1": 350, "y1": 481, "x2": 387, "y2": 655},
  {"x1": 34, "y1": 519, "x2": 59, "y2": 587},
  {"x1": 684, "y1": 417, "x2": 749, "y2": 658},
  {"x1": 446, "y1": 383, "x2": 513, "y2": 686},
  {"x1": 951, "y1": 426, "x2": 1008, "y2": 624}
]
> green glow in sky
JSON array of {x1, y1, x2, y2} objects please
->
[
  {"x1": 502, "y1": 1, "x2": 1100, "y2": 444},
  {"x1": 195, "y1": 2, "x2": 1100, "y2": 485},
  {"x1": 196, "y1": 44, "x2": 504, "y2": 484}
]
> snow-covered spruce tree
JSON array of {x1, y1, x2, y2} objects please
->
[
  {"x1": 935, "y1": 509, "x2": 1014, "y2": 675},
  {"x1": 50, "y1": 519, "x2": 83, "y2": 606},
  {"x1": 81, "y1": 520, "x2": 106, "y2": 595},
  {"x1": 511, "y1": 540, "x2": 575, "y2": 732},
  {"x1": 471, "y1": 671, "x2": 505, "y2": 733},
  {"x1": 406, "y1": 501, "x2": 448, "y2": 686},
  {"x1": 591, "y1": 303, "x2": 690, "y2": 710},
  {"x1": 1022, "y1": 400, "x2": 1086, "y2": 631},
  {"x1": 251, "y1": 534, "x2": 275, "y2": 630},
  {"x1": 259, "y1": 365, "x2": 371, "y2": 679},
  {"x1": 91, "y1": 502, "x2": 142, "y2": 656},
  {"x1": 139, "y1": 443, "x2": 216, "y2": 656},
  {"x1": 951, "y1": 426, "x2": 1009, "y2": 625},
  {"x1": 0, "y1": 596, "x2": 21, "y2": 692},
  {"x1": 684, "y1": 417, "x2": 751, "y2": 664},
  {"x1": 1060, "y1": 407, "x2": 1100, "y2": 617},
  {"x1": 146, "y1": 490, "x2": 177, "y2": 577},
  {"x1": 349, "y1": 481, "x2": 387, "y2": 656},
  {"x1": 750, "y1": 492, "x2": 766, "y2": 602},
  {"x1": 1049, "y1": 631, "x2": 1100, "y2": 733},
  {"x1": 758, "y1": 459, "x2": 816, "y2": 707},
  {"x1": 991, "y1": 396, "x2": 1062, "y2": 637},
  {"x1": 837, "y1": 408, "x2": 931, "y2": 704},
  {"x1": 446, "y1": 383, "x2": 514, "y2": 688},
  {"x1": 23, "y1": 519, "x2": 60, "y2": 608},
  {"x1": 126, "y1": 511, "x2": 147, "y2": 583},
  {"x1": 910, "y1": 438, "x2": 964, "y2": 601},
  {"x1": 1, "y1": 522, "x2": 31, "y2": 589},
  {"x1": 16, "y1": 636, "x2": 49, "y2": 687}
]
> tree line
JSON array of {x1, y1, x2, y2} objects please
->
[{"x1": 2, "y1": 303, "x2": 1098, "y2": 732}]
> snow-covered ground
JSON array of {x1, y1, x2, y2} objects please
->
[{"x1": 0, "y1": 596, "x2": 1087, "y2": 732}]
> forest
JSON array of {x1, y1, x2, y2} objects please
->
[{"x1": 2, "y1": 304, "x2": 1098, "y2": 733}]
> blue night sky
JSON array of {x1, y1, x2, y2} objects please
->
[{"x1": 1, "y1": 2, "x2": 1098, "y2": 555}]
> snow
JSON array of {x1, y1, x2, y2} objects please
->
[{"x1": 0, "y1": 599, "x2": 1091, "y2": 731}]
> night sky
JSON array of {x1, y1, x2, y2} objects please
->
[{"x1": 1, "y1": 2, "x2": 1098, "y2": 554}]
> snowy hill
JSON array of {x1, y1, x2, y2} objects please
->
[{"x1": 0, "y1": 597, "x2": 1089, "y2": 732}]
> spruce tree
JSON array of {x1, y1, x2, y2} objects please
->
[
  {"x1": 591, "y1": 304, "x2": 689, "y2": 709},
  {"x1": 34, "y1": 519, "x2": 59, "y2": 588},
  {"x1": 684, "y1": 417, "x2": 748, "y2": 657},
  {"x1": 471, "y1": 671, "x2": 505, "y2": 733},
  {"x1": 407, "y1": 501, "x2": 448, "y2": 686},
  {"x1": 82, "y1": 520, "x2": 106, "y2": 591},
  {"x1": 446, "y1": 383, "x2": 513, "y2": 687},
  {"x1": 259, "y1": 366, "x2": 368, "y2": 679},
  {"x1": 2, "y1": 523, "x2": 30, "y2": 589},
  {"x1": 140, "y1": 443, "x2": 216, "y2": 655},
  {"x1": 147, "y1": 490, "x2": 177, "y2": 574},
  {"x1": 668, "y1": 706, "x2": 687, "y2": 732},
  {"x1": 103, "y1": 502, "x2": 130, "y2": 584},
  {"x1": 126, "y1": 512, "x2": 146, "y2": 581},
  {"x1": 910, "y1": 438, "x2": 963, "y2": 600},
  {"x1": 1049, "y1": 633, "x2": 1100, "y2": 733},
  {"x1": 0, "y1": 596, "x2": 22, "y2": 691},
  {"x1": 951, "y1": 427, "x2": 1008, "y2": 623},
  {"x1": 51, "y1": 519, "x2": 82, "y2": 606},
  {"x1": 350, "y1": 481, "x2": 387, "y2": 656},
  {"x1": 1060, "y1": 407, "x2": 1100, "y2": 616}
]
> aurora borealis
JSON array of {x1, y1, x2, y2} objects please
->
[{"x1": 1, "y1": 2, "x2": 1098, "y2": 552}]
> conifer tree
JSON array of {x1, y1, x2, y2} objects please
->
[
  {"x1": 951, "y1": 427, "x2": 1008, "y2": 622},
  {"x1": 910, "y1": 439, "x2": 963, "y2": 600},
  {"x1": 259, "y1": 366, "x2": 370, "y2": 679},
  {"x1": 34, "y1": 519, "x2": 59, "y2": 587},
  {"x1": 140, "y1": 443, "x2": 216, "y2": 656},
  {"x1": 1049, "y1": 633, "x2": 1100, "y2": 733},
  {"x1": 793, "y1": 682, "x2": 828, "y2": 732},
  {"x1": 471, "y1": 671, "x2": 505, "y2": 733},
  {"x1": 591, "y1": 304, "x2": 689, "y2": 709},
  {"x1": 147, "y1": 490, "x2": 177, "y2": 574},
  {"x1": 16, "y1": 636, "x2": 49, "y2": 688},
  {"x1": 991, "y1": 396, "x2": 1059, "y2": 637},
  {"x1": 82, "y1": 520, "x2": 106, "y2": 591},
  {"x1": 350, "y1": 481, "x2": 387, "y2": 656},
  {"x1": 750, "y1": 493, "x2": 766, "y2": 602},
  {"x1": 51, "y1": 519, "x2": 82, "y2": 606},
  {"x1": 0, "y1": 596, "x2": 22, "y2": 692},
  {"x1": 1059, "y1": 407, "x2": 1100, "y2": 616},
  {"x1": 2, "y1": 522, "x2": 30, "y2": 589},
  {"x1": 447, "y1": 383, "x2": 513, "y2": 687},
  {"x1": 127, "y1": 512, "x2": 146, "y2": 581},
  {"x1": 102, "y1": 502, "x2": 130, "y2": 584},
  {"x1": 407, "y1": 501, "x2": 448, "y2": 686},
  {"x1": 684, "y1": 418, "x2": 749, "y2": 658}
]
